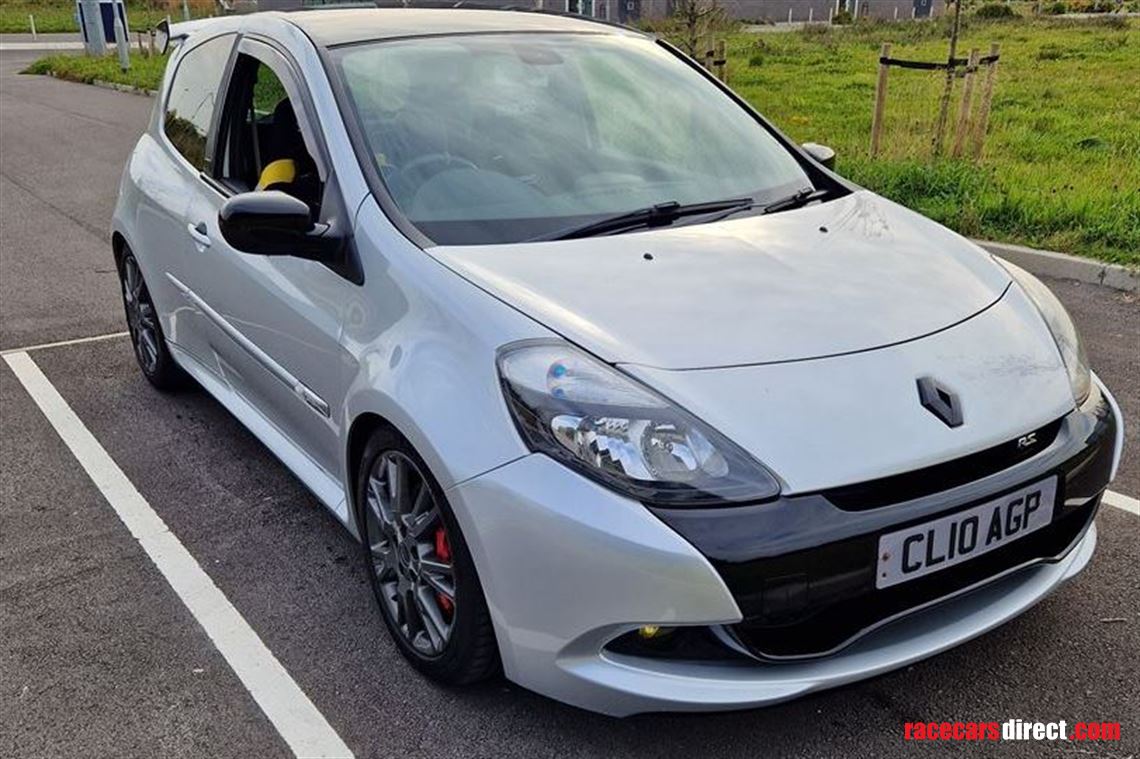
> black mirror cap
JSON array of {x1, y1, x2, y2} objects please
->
[
  {"x1": 802, "y1": 142, "x2": 837, "y2": 171},
  {"x1": 219, "y1": 191, "x2": 343, "y2": 261}
]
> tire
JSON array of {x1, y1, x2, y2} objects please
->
[
  {"x1": 117, "y1": 249, "x2": 189, "y2": 391},
  {"x1": 357, "y1": 427, "x2": 499, "y2": 685}
]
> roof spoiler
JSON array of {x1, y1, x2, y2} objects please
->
[{"x1": 154, "y1": 17, "x2": 215, "y2": 55}]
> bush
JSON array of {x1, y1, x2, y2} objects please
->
[
  {"x1": 1044, "y1": 1, "x2": 1068, "y2": 12},
  {"x1": 975, "y1": 2, "x2": 1016, "y2": 16},
  {"x1": 833, "y1": 9, "x2": 854, "y2": 23}
]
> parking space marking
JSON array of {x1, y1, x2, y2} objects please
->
[
  {"x1": 2, "y1": 350, "x2": 354, "y2": 759},
  {"x1": 1104, "y1": 490, "x2": 1139, "y2": 516},
  {"x1": 0, "y1": 330, "x2": 129, "y2": 356}
]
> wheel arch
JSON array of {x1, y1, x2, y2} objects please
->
[
  {"x1": 345, "y1": 410, "x2": 392, "y2": 525},
  {"x1": 339, "y1": 341, "x2": 532, "y2": 539},
  {"x1": 111, "y1": 231, "x2": 128, "y2": 270},
  {"x1": 341, "y1": 400, "x2": 455, "y2": 539}
]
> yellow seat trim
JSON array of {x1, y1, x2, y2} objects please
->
[{"x1": 256, "y1": 158, "x2": 297, "y2": 191}]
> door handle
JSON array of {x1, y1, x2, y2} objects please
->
[{"x1": 187, "y1": 221, "x2": 212, "y2": 248}]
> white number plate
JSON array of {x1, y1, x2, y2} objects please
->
[{"x1": 876, "y1": 477, "x2": 1057, "y2": 589}]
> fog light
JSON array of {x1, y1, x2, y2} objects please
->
[{"x1": 606, "y1": 625, "x2": 750, "y2": 661}]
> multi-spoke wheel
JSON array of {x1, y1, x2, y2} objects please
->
[
  {"x1": 365, "y1": 450, "x2": 457, "y2": 657},
  {"x1": 117, "y1": 249, "x2": 187, "y2": 390},
  {"x1": 358, "y1": 428, "x2": 499, "y2": 684}
]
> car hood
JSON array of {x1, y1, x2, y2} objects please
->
[{"x1": 427, "y1": 191, "x2": 1011, "y2": 369}]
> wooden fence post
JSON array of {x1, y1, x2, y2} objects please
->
[
  {"x1": 932, "y1": 0, "x2": 963, "y2": 156},
  {"x1": 715, "y1": 39, "x2": 727, "y2": 82},
  {"x1": 951, "y1": 48, "x2": 980, "y2": 157},
  {"x1": 972, "y1": 43, "x2": 1000, "y2": 160},
  {"x1": 870, "y1": 43, "x2": 891, "y2": 158}
]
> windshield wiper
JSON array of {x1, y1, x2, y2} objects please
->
[
  {"x1": 683, "y1": 186, "x2": 837, "y2": 226},
  {"x1": 532, "y1": 197, "x2": 754, "y2": 241},
  {"x1": 761, "y1": 187, "x2": 832, "y2": 215}
]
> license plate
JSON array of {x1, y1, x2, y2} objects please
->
[{"x1": 876, "y1": 477, "x2": 1057, "y2": 589}]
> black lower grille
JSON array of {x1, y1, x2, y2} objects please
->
[{"x1": 727, "y1": 495, "x2": 1098, "y2": 659}]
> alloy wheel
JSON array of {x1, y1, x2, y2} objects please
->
[
  {"x1": 364, "y1": 451, "x2": 457, "y2": 658},
  {"x1": 121, "y1": 256, "x2": 160, "y2": 375}
]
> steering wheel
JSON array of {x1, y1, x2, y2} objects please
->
[{"x1": 398, "y1": 153, "x2": 478, "y2": 190}]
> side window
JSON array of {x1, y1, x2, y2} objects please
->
[
  {"x1": 216, "y1": 53, "x2": 322, "y2": 211},
  {"x1": 164, "y1": 35, "x2": 234, "y2": 170}
]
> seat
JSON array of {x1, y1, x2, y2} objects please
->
[{"x1": 256, "y1": 99, "x2": 320, "y2": 208}]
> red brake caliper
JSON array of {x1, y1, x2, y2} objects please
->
[{"x1": 434, "y1": 526, "x2": 454, "y2": 618}]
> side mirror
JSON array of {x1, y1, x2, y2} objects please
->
[
  {"x1": 154, "y1": 18, "x2": 170, "y2": 56},
  {"x1": 218, "y1": 191, "x2": 343, "y2": 261},
  {"x1": 802, "y1": 142, "x2": 837, "y2": 170}
]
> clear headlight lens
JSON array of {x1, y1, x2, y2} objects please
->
[
  {"x1": 497, "y1": 342, "x2": 781, "y2": 507},
  {"x1": 1001, "y1": 260, "x2": 1091, "y2": 404}
]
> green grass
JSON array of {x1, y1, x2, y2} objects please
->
[
  {"x1": 0, "y1": 0, "x2": 212, "y2": 34},
  {"x1": 24, "y1": 50, "x2": 168, "y2": 91},
  {"x1": 719, "y1": 16, "x2": 1140, "y2": 265}
]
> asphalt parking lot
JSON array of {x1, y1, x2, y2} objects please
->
[{"x1": 1, "y1": 46, "x2": 1137, "y2": 758}]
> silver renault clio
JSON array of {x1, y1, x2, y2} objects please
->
[{"x1": 112, "y1": 8, "x2": 1124, "y2": 716}]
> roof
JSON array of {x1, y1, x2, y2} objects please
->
[{"x1": 280, "y1": 7, "x2": 639, "y2": 46}]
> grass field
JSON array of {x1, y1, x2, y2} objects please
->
[
  {"x1": 0, "y1": 0, "x2": 212, "y2": 33},
  {"x1": 20, "y1": 13, "x2": 1140, "y2": 264},
  {"x1": 719, "y1": 16, "x2": 1139, "y2": 265}
]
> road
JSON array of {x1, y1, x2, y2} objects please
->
[{"x1": 1, "y1": 47, "x2": 1137, "y2": 758}]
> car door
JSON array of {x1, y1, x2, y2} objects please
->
[
  {"x1": 142, "y1": 32, "x2": 237, "y2": 367},
  {"x1": 181, "y1": 37, "x2": 356, "y2": 479}
]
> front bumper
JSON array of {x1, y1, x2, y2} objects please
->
[{"x1": 447, "y1": 378, "x2": 1121, "y2": 716}]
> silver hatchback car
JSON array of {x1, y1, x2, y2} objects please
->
[{"x1": 113, "y1": 8, "x2": 1123, "y2": 716}]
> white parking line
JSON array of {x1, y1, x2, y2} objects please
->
[
  {"x1": 2, "y1": 350, "x2": 354, "y2": 759},
  {"x1": 1104, "y1": 490, "x2": 1140, "y2": 516},
  {"x1": 0, "y1": 330, "x2": 129, "y2": 356}
]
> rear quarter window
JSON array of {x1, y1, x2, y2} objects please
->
[{"x1": 164, "y1": 34, "x2": 234, "y2": 170}]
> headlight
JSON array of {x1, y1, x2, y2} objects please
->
[
  {"x1": 1000, "y1": 260, "x2": 1091, "y2": 404},
  {"x1": 497, "y1": 341, "x2": 781, "y2": 507}
]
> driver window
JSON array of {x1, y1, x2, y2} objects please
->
[{"x1": 217, "y1": 54, "x2": 322, "y2": 212}]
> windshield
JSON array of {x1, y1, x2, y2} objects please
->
[{"x1": 335, "y1": 33, "x2": 812, "y2": 245}]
